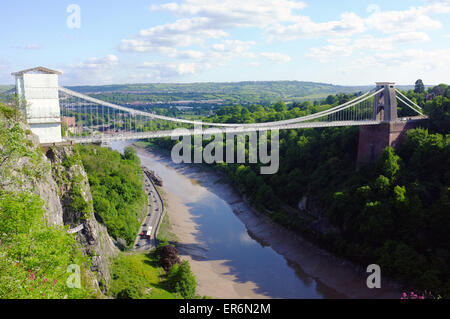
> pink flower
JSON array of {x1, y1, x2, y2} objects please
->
[
  {"x1": 29, "y1": 273, "x2": 35, "y2": 280},
  {"x1": 43, "y1": 278, "x2": 48, "y2": 283},
  {"x1": 402, "y1": 292, "x2": 407, "y2": 298},
  {"x1": 53, "y1": 279, "x2": 58, "y2": 287}
]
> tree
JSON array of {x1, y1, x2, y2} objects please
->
[
  {"x1": 325, "y1": 95, "x2": 338, "y2": 105},
  {"x1": 431, "y1": 84, "x2": 448, "y2": 97},
  {"x1": 123, "y1": 146, "x2": 138, "y2": 162},
  {"x1": 273, "y1": 100, "x2": 287, "y2": 112},
  {"x1": 378, "y1": 147, "x2": 401, "y2": 180},
  {"x1": 159, "y1": 245, "x2": 181, "y2": 272},
  {"x1": 0, "y1": 120, "x2": 30, "y2": 187},
  {"x1": 167, "y1": 261, "x2": 196, "y2": 299},
  {"x1": 414, "y1": 79, "x2": 425, "y2": 94}
]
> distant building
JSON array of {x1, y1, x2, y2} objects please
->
[
  {"x1": 61, "y1": 116, "x2": 80, "y2": 135},
  {"x1": 12, "y1": 67, "x2": 63, "y2": 144},
  {"x1": 62, "y1": 116, "x2": 76, "y2": 127}
]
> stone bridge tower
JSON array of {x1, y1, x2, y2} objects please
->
[
  {"x1": 372, "y1": 82, "x2": 397, "y2": 122},
  {"x1": 12, "y1": 67, "x2": 63, "y2": 144},
  {"x1": 357, "y1": 82, "x2": 424, "y2": 167}
]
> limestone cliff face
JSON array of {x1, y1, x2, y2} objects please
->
[
  {"x1": 45, "y1": 146, "x2": 118, "y2": 291},
  {"x1": 2, "y1": 123, "x2": 64, "y2": 227},
  {"x1": 2, "y1": 111, "x2": 118, "y2": 295}
]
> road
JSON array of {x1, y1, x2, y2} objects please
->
[{"x1": 133, "y1": 168, "x2": 163, "y2": 251}]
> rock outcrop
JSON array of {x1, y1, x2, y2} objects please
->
[
  {"x1": 1, "y1": 108, "x2": 118, "y2": 296},
  {"x1": 45, "y1": 146, "x2": 118, "y2": 292}
]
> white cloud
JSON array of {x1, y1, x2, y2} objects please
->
[
  {"x1": 308, "y1": 32, "x2": 431, "y2": 62},
  {"x1": 365, "y1": 5, "x2": 445, "y2": 34},
  {"x1": 260, "y1": 52, "x2": 291, "y2": 63},
  {"x1": 121, "y1": 0, "x2": 308, "y2": 54},
  {"x1": 265, "y1": 12, "x2": 366, "y2": 41},
  {"x1": 211, "y1": 40, "x2": 256, "y2": 58},
  {"x1": 267, "y1": 1, "x2": 450, "y2": 41},
  {"x1": 366, "y1": 4, "x2": 381, "y2": 14},
  {"x1": 141, "y1": 61, "x2": 198, "y2": 78},
  {"x1": 370, "y1": 49, "x2": 450, "y2": 70},
  {"x1": 424, "y1": 0, "x2": 450, "y2": 13},
  {"x1": 170, "y1": 50, "x2": 206, "y2": 60},
  {"x1": 152, "y1": 0, "x2": 307, "y2": 28},
  {"x1": 171, "y1": 40, "x2": 257, "y2": 69},
  {"x1": 61, "y1": 55, "x2": 119, "y2": 85},
  {"x1": 344, "y1": 48, "x2": 450, "y2": 80},
  {"x1": 72, "y1": 54, "x2": 119, "y2": 70},
  {"x1": 308, "y1": 45, "x2": 352, "y2": 63},
  {"x1": 114, "y1": 0, "x2": 450, "y2": 83},
  {"x1": 119, "y1": 17, "x2": 228, "y2": 53}
]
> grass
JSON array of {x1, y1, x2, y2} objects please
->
[
  {"x1": 109, "y1": 252, "x2": 177, "y2": 299},
  {"x1": 157, "y1": 211, "x2": 178, "y2": 243}
]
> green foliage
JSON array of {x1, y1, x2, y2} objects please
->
[
  {"x1": 426, "y1": 95, "x2": 450, "y2": 134},
  {"x1": 70, "y1": 181, "x2": 91, "y2": 218},
  {"x1": 167, "y1": 261, "x2": 196, "y2": 299},
  {"x1": 0, "y1": 120, "x2": 33, "y2": 186},
  {"x1": 374, "y1": 175, "x2": 390, "y2": 194},
  {"x1": 0, "y1": 192, "x2": 93, "y2": 299},
  {"x1": 378, "y1": 147, "x2": 402, "y2": 180},
  {"x1": 109, "y1": 253, "x2": 176, "y2": 299},
  {"x1": 0, "y1": 103, "x2": 16, "y2": 119},
  {"x1": 76, "y1": 145, "x2": 146, "y2": 246},
  {"x1": 124, "y1": 146, "x2": 138, "y2": 161}
]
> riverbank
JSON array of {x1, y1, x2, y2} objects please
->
[
  {"x1": 160, "y1": 187, "x2": 269, "y2": 298},
  {"x1": 130, "y1": 142, "x2": 401, "y2": 299}
]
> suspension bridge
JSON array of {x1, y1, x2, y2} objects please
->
[{"x1": 10, "y1": 67, "x2": 427, "y2": 164}]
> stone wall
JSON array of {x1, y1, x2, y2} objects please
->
[{"x1": 357, "y1": 118, "x2": 428, "y2": 167}]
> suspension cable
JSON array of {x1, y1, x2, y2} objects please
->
[{"x1": 59, "y1": 86, "x2": 378, "y2": 128}]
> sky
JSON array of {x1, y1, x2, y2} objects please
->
[{"x1": 1, "y1": 0, "x2": 450, "y2": 86}]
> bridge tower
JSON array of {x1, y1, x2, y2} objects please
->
[
  {"x1": 12, "y1": 67, "x2": 63, "y2": 144},
  {"x1": 357, "y1": 82, "x2": 424, "y2": 167},
  {"x1": 372, "y1": 82, "x2": 398, "y2": 122}
]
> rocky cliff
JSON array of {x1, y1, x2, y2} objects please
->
[
  {"x1": 1, "y1": 112, "x2": 118, "y2": 294},
  {"x1": 45, "y1": 146, "x2": 118, "y2": 292}
]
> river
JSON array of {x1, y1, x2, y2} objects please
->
[{"x1": 110, "y1": 141, "x2": 400, "y2": 299}]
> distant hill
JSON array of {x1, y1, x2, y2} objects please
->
[
  {"x1": 67, "y1": 81, "x2": 379, "y2": 105},
  {"x1": 2, "y1": 81, "x2": 416, "y2": 105},
  {"x1": 0, "y1": 85, "x2": 14, "y2": 93}
]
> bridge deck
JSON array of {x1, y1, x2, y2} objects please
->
[{"x1": 68, "y1": 120, "x2": 382, "y2": 144}]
